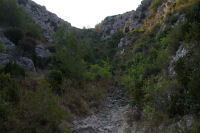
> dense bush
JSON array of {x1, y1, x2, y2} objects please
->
[
  {"x1": 0, "y1": 73, "x2": 20, "y2": 104},
  {"x1": 48, "y1": 70, "x2": 63, "y2": 95},
  {"x1": 174, "y1": 47, "x2": 200, "y2": 107},
  {"x1": 1, "y1": 62, "x2": 25, "y2": 78},
  {"x1": 0, "y1": 39, "x2": 6, "y2": 53},
  {"x1": 4, "y1": 27, "x2": 24, "y2": 45},
  {"x1": 85, "y1": 61, "x2": 112, "y2": 81},
  {"x1": 167, "y1": 24, "x2": 184, "y2": 55},
  {"x1": 0, "y1": 79, "x2": 67, "y2": 133},
  {"x1": 0, "y1": 0, "x2": 43, "y2": 40},
  {"x1": 53, "y1": 25, "x2": 86, "y2": 80}
]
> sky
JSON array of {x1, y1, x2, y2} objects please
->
[{"x1": 33, "y1": 0, "x2": 143, "y2": 29}]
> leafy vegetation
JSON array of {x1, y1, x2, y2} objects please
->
[
  {"x1": 119, "y1": 1, "x2": 200, "y2": 124},
  {"x1": 0, "y1": 0, "x2": 43, "y2": 40},
  {"x1": 0, "y1": 39, "x2": 6, "y2": 53}
]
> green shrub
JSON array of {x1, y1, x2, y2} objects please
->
[
  {"x1": 0, "y1": 0, "x2": 23, "y2": 27},
  {"x1": 0, "y1": 98, "x2": 9, "y2": 120},
  {"x1": 0, "y1": 0, "x2": 43, "y2": 40},
  {"x1": 0, "y1": 39, "x2": 6, "y2": 53},
  {"x1": 85, "y1": 61, "x2": 112, "y2": 81},
  {"x1": 167, "y1": 25, "x2": 184, "y2": 55},
  {"x1": 168, "y1": 91, "x2": 197, "y2": 117},
  {"x1": 185, "y1": 22, "x2": 200, "y2": 42},
  {"x1": 48, "y1": 70, "x2": 63, "y2": 85},
  {"x1": 173, "y1": 49, "x2": 200, "y2": 115},
  {"x1": 166, "y1": 14, "x2": 179, "y2": 25},
  {"x1": 19, "y1": 81, "x2": 67, "y2": 133},
  {"x1": 2, "y1": 62, "x2": 25, "y2": 78},
  {"x1": 0, "y1": 73, "x2": 20, "y2": 104},
  {"x1": 185, "y1": 1, "x2": 200, "y2": 23},
  {"x1": 48, "y1": 70, "x2": 63, "y2": 95},
  {"x1": 4, "y1": 27, "x2": 24, "y2": 45},
  {"x1": 188, "y1": 72, "x2": 200, "y2": 104},
  {"x1": 25, "y1": 22, "x2": 43, "y2": 40},
  {"x1": 53, "y1": 25, "x2": 86, "y2": 80},
  {"x1": 84, "y1": 71, "x2": 96, "y2": 81}
]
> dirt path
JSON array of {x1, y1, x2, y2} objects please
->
[{"x1": 71, "y1": 87, "x2": 130, "y2": 133}]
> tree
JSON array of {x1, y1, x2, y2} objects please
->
[{"x1": 53, "y1": 25, "x2": 86, "y2": 80}]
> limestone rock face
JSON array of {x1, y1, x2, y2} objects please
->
[
  {"x1": 124, "y1": 0, "x2": 152, "y2": 31},
  {"x1": 0, "y1": 54, "x2": 36, "y2": 72},
  {"x1": 35, "y1": 44, "x2": 51, "y2": 59},
  {"x1": 118, "y1": 37, "x2": 131, "y2": 48},
  {"x1": 98, "y1": 11, "x2": 135, "y2": 40},
  {"x1": 16, "y1": 57, "x2": 36, "y2": 72},
  {"x1": 168, "y1": 44, "x2": 188, "y2": 75},
  {"x1": 18, "y1": 0, "x2": 71, "y2": 42},
  {"x1": 98, "y1": 0, "x2": 152, "y2": 40}
]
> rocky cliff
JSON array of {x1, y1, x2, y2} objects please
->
[
  {"x1": 18, "y1": 0, "x2": 72, "y2": 42},
  {"x1": 97, "y1": 0, "x2": 152, "y2": 40}
]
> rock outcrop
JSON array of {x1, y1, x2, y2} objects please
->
[
  {"x1": 124, "y1": 0, "x2": 152, "y2": 31},
  {"x1": 97, "y1": 0, "x2": 152, "y2": 40},
  {"x1": 0, "y1": 28, "x2": 36, "y2": 72},
  {"x1": 168, "y1": 44, "x2": 188, "y2": 75},
  {"x1": 16, "y1": 56, "x2": 36, "y2": 72},
  {"x1": 98, "y1": 11, "x2": 135, "y2": 40},
  {"x1": 35, "y1": 44, "x2": 51, "y2": 59},
  {"x1": 18, "y1": 0, "x2": 72, "y2": 42}
]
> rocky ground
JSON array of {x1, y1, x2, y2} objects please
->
[
  {"x1": 71, "y1": 85, "x2": 195, "y2": 133},
  {"x1": 71, "y1": 87, "x2": 130, "y2": 133}
]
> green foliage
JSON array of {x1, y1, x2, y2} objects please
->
[
  {"x1": 48, "y1": 70, "x2": 63, "y2": 95},
  {"x1": 168, "y1": 91, "x2": 198, "y2": 117},
  {"x1": 85, "y1": 61, "x2": 112, "y2": 81},
  {"x1": 53, "y1": 25, "x2": 86, "y2": 80},
  {"x1": 0, "y1": 78, "x2": 67, "y2": 133},
  {"x1": 185, "y1": 1, "x2": 200, "y2": 23},
  {"x1": 22, "y1": 82, "x2": 66, "y2": 132},
  {"x1": 185, "y1": 22, "x2": 200, "y2": 42},
  {"x1": 166, "y1": 14, "x2": 179, "y2": 25},
  {"x1": 87, "y1": 31, "x2": 124, "y2": 64},
  {"x1": 0, "y1": 0, "x2": 43, "y2": 40},
  {"x1": 0, "y1": 39, "x2": 6, "y2": 53},
  {"x1": 25, "y1": 22, "x2": 43, "y2": 39},
  {"x1": 0, "y1": 0, "x2": 23, "y2": 27},
  {"x1": 174, "y1": 47, "x2": 200, "y2": 106},
  {"x1": 4, "y1": 27, "x2": 24, "y2": 45},
  {"x1": 167, "y1": 24, "x2": 184, "y2": 55},
  {"x1": 184, "y1": 1, "x2": 200, "y2": 42},
  {"x1": 0, "y1": 73, "x2": 20, "y2": 104},
  {"x1": 1, "y1": 62, "x2": 25, "y2": 78},
  {"x1": 143, "y1": 104, "x2": 156, "y2": 120},
  {"x1": 48, "y1": 70, "x2": 63, "y2": 85},
  {"x1": 188, "y1": 72, "x2": 200, "y2": 104}
]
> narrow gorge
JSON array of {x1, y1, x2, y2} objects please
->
[{"x1": 0, "y1": 0, "x2": 200, "y2": 132}]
